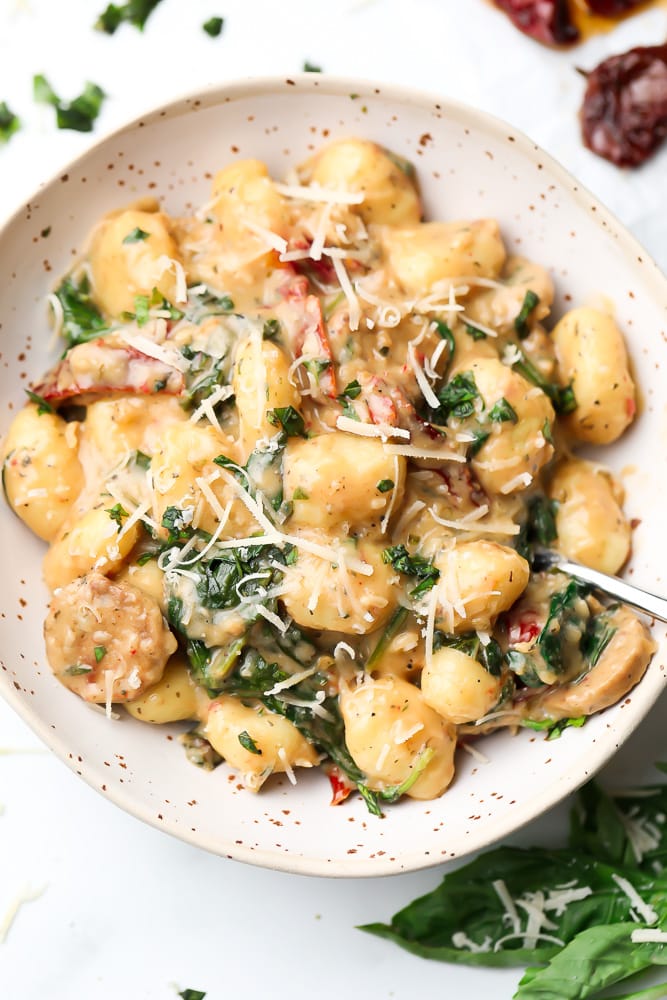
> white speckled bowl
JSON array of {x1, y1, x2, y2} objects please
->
[{"x1": 1, "y1": 76, "x2": 666, "y2": 876}]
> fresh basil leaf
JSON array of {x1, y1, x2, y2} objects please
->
[
  {"x1": 469, "y1": 429, "x2": 490, "y2": 457},
  {"x1": 488, "y1": 397, "x2": 518, "y2": 423},
  {"x1": 436, "y1": 633, "x2": 505, "y2": 677},
  {"x1": 203, "y1": 16, "x2": 224, "y2": 36},
  {"x1": 33, "y1": 74, "x2": 59, "y2": 107},
  {"x1": 360, "y1": 846, "x2": 667, "y2": 969},
  {"x1": 303, "y1": 61, "x2": 322, "y2": 72},
  {"x1": 161, "y1": 505, "x2": 194, "y2": 544},
  {"x1": 339, "y1": 396, "x2": 360, "y2": 421},
  {"x1": 262, "y1": 318, "x2": 280, "y2": 341},
  {"x1": 376, "y1": 479, "x2": 394, "y2": 493},
  {"x1": 580, "y1": 613, "x2": 616, "y2": 668},
  {"x1": 514, "y1": 922, "x2": 667, "y2": 999},
  {"x1": 514, "y1": 290, "x2": 540, "y2": 339},
  {"x1": 94, "y1": 645, "x2": 107, "y2": 663},
  {"x1": 571, "y1": 780, "x2": 667, "y2": 874},
  {"x1": 0, "y1": 102, "x2": 20, "y2": 144}
]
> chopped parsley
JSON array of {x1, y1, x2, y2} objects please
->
[
  {"x1": 488, "y1": 397, "x2": 518, "y2": 423},
  {"x1": 522, "y1": 715, "x2": 586, "y2": 740},
  {"x1": 468, "y1": 428, "x2": 490, "y2": 456},
  {"x1": 376, "y1": 479, "x2": 394, "y2": 493},
  {"x1": 94, "y1": 646, "x2": 107, "y2": 663},
  {"x1": 339, "y1": 379, "x2": 362, "y2": 399},
  {"x1": 429, "y1": 371, "x2": 480, "y2": 423},
  {"x1": 161, "y1": 505, "x2": 194, "y2": 544},
  {"x1": 514, "y1": 289, "x2": 540, "y2": 339},
  {"x1": 0, "y1": 102, "x2": 20, "y2": 144},
  {"x1": 95, "y1": 0, "x2": 164, "y2": 33},
  {"x1": 65, "y1": 665, "x2": 92, "y2": 676},
  {"x1": 464, "y1": 321, "x2": 487, "y2": 341},
  {"x1": 33, "y1": 75, "x2": 106, "y2": 133},
  {"x1": 52, "y1": 272, "x2": 108, "y2": 348},
  {"x1": 122, "y1": 227, "x2": 150, "y2": 244},
  {"x1": 266, "y1": 406, "x2": 306, "y2": 437},
  {"x1": 262, "y1": 318, "x2": 280, "y2": 341},
  {"x1": 382, "y1": 545, "x2": 440, "y2": 598},
  {"x1": 25, "y1": 390, "x2": 54, "y2": 415},
  {"x1": 238, "y1": 731, "x2": 262, "y2": 755},
  {"x1": 303, "y1": 61, "x2": 322, "y2": 72},
  {"x1": 105, "y1": 502, "x2": 129, "y2": 531},
  {"x1": 512, "y1": 350, "x2": 577, "y2": 415},
  {"x1": 202, "y1": 16, "x2": 224, "y2": 36}
]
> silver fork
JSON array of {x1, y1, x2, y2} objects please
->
[{"x1": 533, "y1": 549, "x2": 667, "y2": 624}]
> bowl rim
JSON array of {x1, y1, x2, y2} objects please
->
[{"x1": 1, "y1": 73, "x2": 666, "y2": 877}]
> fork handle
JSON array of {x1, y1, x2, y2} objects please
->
[{"x1": 555, "y1": 556, "x2": 667, "y2": 624}]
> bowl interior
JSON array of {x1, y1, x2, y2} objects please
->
[{"x1": 1, "y1": 76, "x2": 666, "y2": 876}]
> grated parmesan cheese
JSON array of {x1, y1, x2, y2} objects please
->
[
  {"x1": 336, "y1": 416, "x2": 410, "y2": 441},
  {"x1": 383, "y1": 443, "x2": 466, "y2": 463},
  {"x1": 331, "y1": 256, "x2": 361, "y2": 330},
  {"x1": 242, "y1": 219, "x2": 288, "y2": 254},
  {"x1": 0, "y1": 884, "x2": 47, "y2": 944},
  {"x1": 273, "y1": 181, "x2": 365, "y2": 205},
  {"x1": 630, "y1": 928, "x2": 667, "y2": 944},
  {"x1": 120, "y1": 331, "x2": 189, "y2": 373},
  {"x1": 611, "y1": 873, "x2": 659, "y2": 924},
  {"x1": 277, "y1": 747, "x2": 297, "y2": 785}
]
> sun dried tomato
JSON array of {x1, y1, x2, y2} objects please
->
[
  {"x1": 493, "y1": 0, "x2": 579, "y2": 46},
  {"x1": 581, "y1": 44, "x2": 667, "y2": 166},
  {"x1": 584, "y1": 0, "x2": 644, "y2": 14}
]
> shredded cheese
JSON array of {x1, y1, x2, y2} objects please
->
[
  {"x1": 459, "y1": 741, "x2": 490, "y2": 764},
  {"x1": 120, "y1": 331, "x2": 189, "y2": 372},
  {"x1": 277, "y1": 747, "x2": 297, "y2": 785},
  {"x1": 331, "y1": 256, "x2": 361, "y2": 330},
  {"x1": 189, "y1": 384, "x2": 234, "y2": 430},
  {"x1": 0, "y1": 884, "x2": 47, "y2": 944},
  {"x1": 630, "y1": 928, "x2": 667, "y2": 944},
  {"x1": 336, "y1": 415, "x2": 410, "y2": 441},
  {"x1": 408, "y1": 341, "x2": 440, "y2": 409},
  {"x1": 492, "y1": 879, "x2": 521, "y2": 933},
  {"x1": 500, "y1": 472, "x2": 533, "y2": 494},
  {"x1": 611, "y1": 873, "x2": 659, "y2": 924},
  {"x1": 273, "y1": 181, "x2": 364, "y2": 205},
  {"x1": 242, "y1": 219, "x2": 288, "y2": 254},
  {"x1": 383, "y1": 443, "x2": 466, "y2": 463},
  {"x1": 264, "y1": 666, "x2": 319, "y2": 696}
]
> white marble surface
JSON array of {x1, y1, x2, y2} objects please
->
[{"x1": 1, "y1": 2, "x2": 667, "y2": 997}]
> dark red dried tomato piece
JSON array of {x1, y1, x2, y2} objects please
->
[
  {"x1": 581, "y1": 43, "x2": 667, "y2": 167},
  {"x1": 584, "y1": 0, "x2": 644, "y2": 15},
  {"x1": 493, "y1": 0, "x2": 579, "y2": 46}
]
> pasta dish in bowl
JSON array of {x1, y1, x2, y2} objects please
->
[{"x1": 0, "y1": 77, "x2": 664, "y2": 873}]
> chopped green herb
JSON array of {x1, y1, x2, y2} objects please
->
[
  {"x1": 34, "y1": 76, "x2": 106, "y2": 133},
  {"x1": 105, "y1": 502, "x2": 128, "y2": 531},
  {"x1": 0, "y1": 102, "x2": 20, "y2": 144},
  {"x1": 303, "y1": 61, "x2": 322, "y2": 72},
  {"x1": 25, "y1": 390, "x2": 54, "y2": 415},
  {"x1": 304, "y1": 358, "x2": 332, "y2": 379},
  {"x1": 488, "y1": 397, "x2": 518, "y2": 423},
  {"x1": 161, "y1": 505, "x2": 194, "y2": 544},
  {"x1": 365, "y1": 747, "x2": 435, "y2": 806},
  {"x1": 202, "y1": 16, "x2": 224, "y2": 36},
  {"x1": 340, "y1": 379, "x2": 362, "y2": 399},
  {"x1": 180, "y1": 730, "x2": 221, "y2": 771},
  {"x1": 133, "y1": 450, "x2": 151, "y2": 470},
  {"x1": 94, "y1": 645, "x2": 107, "y2": 663},
  {"x1": 382, "y1": 545, "x2": 440, "y2": 598},
  {"x1": 514, "y1": 289, "x2": 540, "y2": 339},
  {"x1": 366, "y1": 606, "x2": 409, "y2": 671},
  {"x1": 435, "y1": 632, "x2": 505, "y2": 677},
  {"x1": 465, "y1": 322, "x2": 487, "y2": 341},
  {"x1": 517, "y1": 494, "x2": 558, "y2": 561},
  {"x1": 339, "y1": 397, "x2": 360, "y2": 421},
  {"x1": 542, "y1": 418, "x2": 554, "y2": 445},
  {"x1": 429, "y1": 372, "x2": 480, "y2": 423},
  {"x1": 52, "y1": 273, "x2": 108, "y2": 348},
  {"x1": 178, "y1": 989, "x2": 207, "y2": 1000},
  {"x1": 136, "y1": 551, "x2": 156, "y2": 566},
  {"x1": 41, "y1": 227, "x2": 51, "y2": 239},
  {"x1": 580, "y1": 614, "x2": 616, "y2": 668},
  {"x1": 522, "y1": 715, "x2": 586, "y2": 739},
  {"x1": 376, "y1": 479, "x2": 394, "y2": 493},
  {"x1": 266, "y1": 406, "x2": 306, "y2": 437},
  {"x1": 122, "y1": 227, "x2": 150, "y2": 244},
  {"x1": 65, "y1": 665, "x2": 92, "y2": 676},
  {"x1": 262, "y1": 318, "x2": 281, "y2": 341},
  {"x1": 238, "y1": 730, "x2": 262, "y2": 755},
  {"x1": 512, "y1": 350, "x2": 577, "y2": 415},
  {"x1": 95, "y1": 0, "x2": 164, "y2": 33},
  {"x1": 293, "y1": 487, "x2": 309, "y2": 500},
  {"x1": 468, "y1": 429, "x2": 490, "y2": 457}
]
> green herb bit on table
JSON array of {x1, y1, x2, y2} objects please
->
[
  {"x1": 0, "y1": 102, "x2": 20, "y2": 145},
  {"x1": 33, "y1": 75, "x2": 106, "y2": 133},
  {"x1": 202, "y1": 16, "x2": 224, "y2": 37}
]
